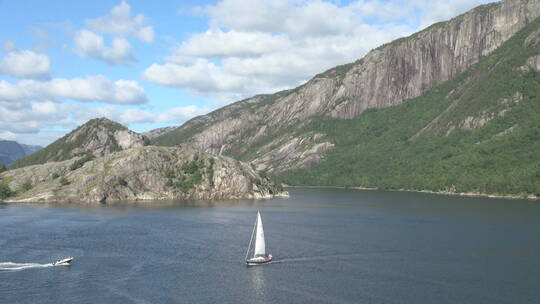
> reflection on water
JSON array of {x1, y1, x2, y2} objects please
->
[
  {"x1": 20, "y1": 198, "x2": 270, "y2": 212},
  {"x1": 248, "y1": 265, "x2": 267, "y2": 303},
  {"x1": 105, "y1": 199, "x2": 264, "y2": 209}
]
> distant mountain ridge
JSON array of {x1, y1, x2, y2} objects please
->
[
  {"x1": 11, "y1": 118, "x2": 149, "y2": 169},
  {"x1": 0, "y1": 140, "x2": 42, "y2": 165}
]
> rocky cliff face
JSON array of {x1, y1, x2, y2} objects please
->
[
  {"x1": 153, "y1": 0, "x2": 540, "y2": 173},
  {"x1": 11, "y1": 118, "x2": 149, "y2": 168},
  {"x1": 0, "y1": 146, "x2": 287, "y2": 203},
  {"x1": 331, "y1": 0, "x2": 540, "y2": 119},
  {"x1": 278, "y1": 16, "x2": 540, "y2": 197},
  {"x1": 64, "y1": 118, "x2": 148, "y2": 156}
]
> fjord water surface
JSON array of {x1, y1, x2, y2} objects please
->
[{"x1": 1, "y1": 188, "x2": 539, "y2": 303}]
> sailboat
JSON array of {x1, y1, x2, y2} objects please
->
[{"x1": 245, "y1": 211, "x2": 273, "y2": 265}]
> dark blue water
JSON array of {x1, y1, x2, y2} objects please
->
[{"x1": 1, "y1": 188, "x2": 539, "y2": 303}]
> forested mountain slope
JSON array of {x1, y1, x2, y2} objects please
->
[{"x1": 281, "y1": 17, "x2": 540, "y2": 197}]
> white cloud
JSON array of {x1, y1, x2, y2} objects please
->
[
  {"x1": 0, "y1": 101, "x2": 75, "y2": 134},
  {"x1": 196, "y1": 0, "x2": 405, "y2": 37},
  {"x1": 142, "y1": 59, "x2": 246, "y2": 94},
  {"x1": 0, "y1": 130, "x2": 16, "y2": 141},
  {"x1": 143, "y1": 27, "x2": 407, "y2": 97},
  {"x1": 412, "y1": 0, "x2": 495, "y2": 28},
  {"x1": 74, "y1": 29, "x2": 134, "y2": 65},
  {"x1": 179, "y1": 29, "x2": 291, "y2": 58},
  {"x1": 144, "y1": 0, "x2": 415, "y2": 98},
  {"x1": 0, "y1": 49, "x2": 51, "y2": 79},
  {"x1": 86, "y1": 1, "x2": 155, "y2": 43},
  {"x1": 144, "y1": 0, "x2": 496, "y2": 101},
  {"x1": 0, "y1": 100, "x2": 208, "y2": 145},
  {"x1": 72, "y1": 1, "x2": 155, "y2": 65},
  {"x1": 0, "y1": 75, "x2": 147, "y2": 105},
  {"x1": 115, "y1": 105, "x2": 208, "y2": 124},
  {"x1": 136, "y1": 26, "x2": 155, "y2": 43},
  {"x1": 3, "y1": 41, "x2": 18, "y2": 52}
]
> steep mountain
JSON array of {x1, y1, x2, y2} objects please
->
[
  {"x1": 143, "y1": 126, "x2": 177, "y2": 140},
  {"x1": 0, "y1": 140, "x2": 42, "y2": 165},
  {"x1": 0, "y1": 146, "x2": 286, "y2": 203},
  {"x1": 11, "y1": 118, "x2": 149, "y2": 169},
  {"x1": 153, "y1": 0, "x2": 540, "y2": 175},
  {"x1": 279, "y1": 17, "x2": 540, "y2": 198}
]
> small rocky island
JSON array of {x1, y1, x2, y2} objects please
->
[{"x1": 0, "y1": 146, "x2": 287, "y2": 203}]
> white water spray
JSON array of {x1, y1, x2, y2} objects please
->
[{"x1": 0, "y1": 262, "x2": 55, "y2": 271}]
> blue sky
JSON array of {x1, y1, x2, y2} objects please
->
[{"x1": 0, "y1": 0, "x2": 494, "y2": 146}]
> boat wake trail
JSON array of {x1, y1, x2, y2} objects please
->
[
  {"x1": 273, "y1": 253, "x2": 364, "y2": 264},
  {"x1": 0, "y1": 262, "x2": 54, "y2": 271}
]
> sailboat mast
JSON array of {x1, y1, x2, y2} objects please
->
[{"x1": 245, "y1": 214, "x2": 257, "y2": 261}]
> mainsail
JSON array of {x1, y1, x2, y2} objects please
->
[{"x1": 253, "y1": 211, "x2": 266, "y2": 257}]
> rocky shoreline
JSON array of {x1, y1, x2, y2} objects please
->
[
  {"x1": 286, "y1": 185, "x2": 538, "y2": 201},
  {"x1": 0, "y1": 146, "x2": 288, "y2": 204}
]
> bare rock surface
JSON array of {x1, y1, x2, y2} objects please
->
[
  {"x1": 11, "y1": 117, "x2": 149, "y2": 168},
  {"x1": 1, "y1": 146, "x2": 287, "y2": 203}
]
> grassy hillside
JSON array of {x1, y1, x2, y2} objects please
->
[{"x1": 279, "y1": 17, "x2": 540, "y2": 197}]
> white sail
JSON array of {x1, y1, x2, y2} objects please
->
[{"x1": 253, "y1": 211, "x2": 266, "y2": 257}]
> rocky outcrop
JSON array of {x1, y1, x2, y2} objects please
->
[
  {"x1": 0, "y1": 146, "x2": 287, "y2": 203},
  {"x1": 525, "y1": 54, "x2": 540, "y2": 69},
  {"x1": 65, "y1": 118, "x2": 147, "y2": 157},
  {"x1": 153, "y1": 0, "x2": 540, "y2": 173},
  {"x1": 250, "y1": 133, "x2": 335, "y2": 173},
  {"x1": 11, "y1": 118, "x2": 149, "y2": 168}
]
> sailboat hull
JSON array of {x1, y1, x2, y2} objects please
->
[{"x1": 246, "y1": 256, "x2": 273, "y2": 266}]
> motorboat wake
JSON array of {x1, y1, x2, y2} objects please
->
[
  {"x1": 0, "y1": 262, "x2": 53, "y2": 271},
  {"x1": 0, "y1": 257, "x2": 74, "y2": 271}
]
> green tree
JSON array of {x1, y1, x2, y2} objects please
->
[
  {"x1": 0, "y1": 183, "x2": 12, "y2": 199},
  {"x1": 70, "y1": 154, "x2": 94, "y2": 171},
  {"x1": 59, "y1": 176, "x2": 70, "y2": 186},
  {"x1": 117, "y1": 176, "x2": 128, "y2": 187},
  {"x1": 21, "y1": 181, "x2": 32, "y2": 192}
]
